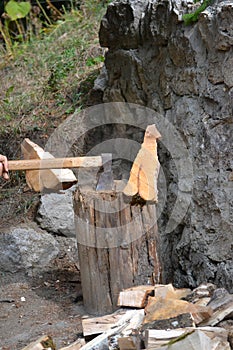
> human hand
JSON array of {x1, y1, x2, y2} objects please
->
[{"x1": 0, "y1": 155, "x2": 9, "y2": 180}]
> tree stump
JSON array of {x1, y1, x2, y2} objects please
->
[{"x1": 73, "y1": 184, "x2": 161, "y2": 315}]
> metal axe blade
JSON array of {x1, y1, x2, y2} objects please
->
[{"x1": 96, "y1": 153, "x2": 114, "y2": 191}]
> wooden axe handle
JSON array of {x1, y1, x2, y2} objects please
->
[{"x1": 8, "y1": 156, "x2": 102, "y2": 171}]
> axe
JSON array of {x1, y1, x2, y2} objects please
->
[{"x1": 7, "y1": 138, "x2": 114, "y2": 192}]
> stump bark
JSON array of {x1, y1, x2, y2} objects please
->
[{"x1": 74, "y1": 184, "x2": 161, "y2": 315}]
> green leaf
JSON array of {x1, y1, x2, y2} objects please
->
[
  {"x1": 5, "y1": 0, "x2": 31, "y2": 21},
  {"x1": 182, "y1": 13, "x2": 199, "y2": 25},
  {"x1": 4, "y1": 114, "x2": 12, "y2": 121},
  {"x1": 86, "y1": 55, "x2": 104, "y2": 67},
  {"x1": 182, "y1": 0, "x2": 213, "y2": 25},
  {"x1": 6, "y1": 85, "x2": 14, "y2": 98}
]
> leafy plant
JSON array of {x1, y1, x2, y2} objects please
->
[
  {"x1": 0, "y1": 0, "x2": 108, "y2": 127},
  {"x1": 0, "y1": 0, "x2": 31, "y2": 56},
  {"x1": 86, "y1": 55, "x2": 104, "y2": 67},
  {"x1": 0, "y1": 0, "x2": 109, "y2": 224},
  {"x1": 47, "y1": 46, "x2": 78, "y2": 90},
  {"x1": 182, "y1": 0, "x2": 213, "y2": 25},
  {"x1": 4, "y1": 85, "x2": 14, "y2": 102},
  {"x1": 5, "y1": 0, "x2": 31, "y2": 21}
]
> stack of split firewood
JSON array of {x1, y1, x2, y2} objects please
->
[{"x1": 22, "y1": 283, "x2": 233, "y2": 350}]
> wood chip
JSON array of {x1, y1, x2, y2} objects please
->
[
  {"x1": 144, "y1": 296, "x2": 212, "y2": 325},
  {"x1": 59, "y1": 338, "x2": 86, "y2": 350},
  {"x1": 82, "y1": 309, "x2": 126, "y2": 337},
  {"x1": 141, "y1": 313, "x2": 195, "y2": 331},
  {"x1": 21, "y1": 335, "x2": 55, "y2": 350},
  {"x1": 118, "y1": 285, "x2": 154, "y2": 308},
  {"x1": 145, "y1": 327, "x2": 230, "y2": 350},
  {"x1": 200, "y1": 289, "x2": 233, "y2": 326}
]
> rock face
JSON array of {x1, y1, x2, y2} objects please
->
[
  {"x1": 96, "y1": 0, "x2": 233, "y2": 291},
  {"x1": 0, "y1": 227, "x2": 59, "y2": 274},
  {"x1": 36, "y1": 189, "x2": 76, "y2": 238}
]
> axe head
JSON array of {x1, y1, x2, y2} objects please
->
[{"x1": 96, "y1": 153, "x2": 114, "y2": 191}]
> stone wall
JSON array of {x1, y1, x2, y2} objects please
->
[{"x1": 94, "y1": 0, "x2": 233, "y2": 291}]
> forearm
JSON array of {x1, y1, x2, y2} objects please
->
[{"x1": 0, "y1": 155, "x2": 9, "y2": 180}]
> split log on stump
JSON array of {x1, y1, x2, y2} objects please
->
[
  {"x1": 74, "y1": 186, "x2": 161, "y2": 315},
  {"x1": 123, "y1": 124, "x2": 161, "y2": 202}
]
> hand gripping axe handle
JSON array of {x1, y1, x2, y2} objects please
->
[{"x1": 8, "y1": 154, "x2": 114, "y2": 191}]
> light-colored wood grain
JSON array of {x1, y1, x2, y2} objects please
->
[
  {"x1": 20, "y1": 138, "x2": 77, "y2": 191},
  {"x1": 200, "y1": 291, "x2": 233, "y2": 326},
  {"x1": 21, "y1": 335, "x2": 55, "y2": 350},
  {"x1": 118, "y1": 336, "x2": 139, "y2": 350},
  {"x1": 145, "y1": 328, "x2": 194, "y2": 350},
  {"x1": 143, "y1": 295, "x2": 213, "y2": 325},
  {"x1": 59, "y1": 338, "x2": 85, "y2": 350},
  {"x1": 8, "y1": 156, "x2": 102, "y2": 171},
  {"x1": 146, "y1": 327, "x2": 230, "y2": 350},
  {"x1": 141, "y1": 312, "x2": 195, "y2": 331},
  {"x1": 82, "y1": 310, "x2": 126, "y2": 337},
  {"x1": 123, "y1": 124, "x2": 161, "y2": 201},
  {"x1": 153, "y1": 284, "x2": 191, "y2": 300},
  {"x1": 118, "y1": 285, "x2": 154, "y2": 308},
  {"x1": 79, "y1": 310, "x2": 141, "y2": 350}
]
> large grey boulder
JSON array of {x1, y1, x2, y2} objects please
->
[
  {"x1": 36, "y1": 189, "x2": 76, "y2": 238},
  {"x1": 96, "y1": 0, "x2": 233, "y2": 291},
  {"x1": 0, "y1": 227, "x2": 59, "y2": 274}
]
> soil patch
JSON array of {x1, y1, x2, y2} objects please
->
[{"x1": 0, "y1": 241, "x2": 85, "y2": 349}]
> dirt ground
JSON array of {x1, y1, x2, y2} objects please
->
[{"x1": 0, "y1": 231, "x2": 87, "y2": 350}]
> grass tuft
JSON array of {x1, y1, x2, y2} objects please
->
[{"x1": 0, "y1": 0, "x2": 110, "y2": 225}]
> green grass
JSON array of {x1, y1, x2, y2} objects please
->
[
  {"x1": 0, "y1": 1, "x2": 108, "y2": 152},
  {"x1": 0, "y1": 0, "x2": 110, "y2": 223}
]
